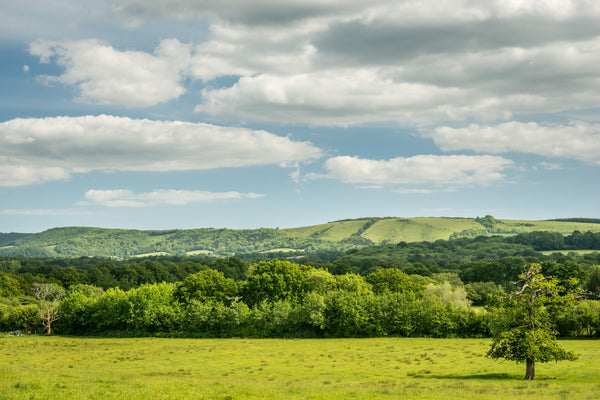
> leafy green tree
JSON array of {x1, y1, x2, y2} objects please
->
[
  {"x1": 585, "y1": 265, "x2": 600, "y2": 293},
  {"x1": 183, "y1": 299, "x2": 249, "y2": 337},
  {"x1": 92, "y1": 287, "x2": 130, "y2": 330},
  {"x1": 241, "y1": 260, "x2": 313, "y2": 306},
  {"x1": 334, "y1": 273, "x2": 372, "y2": 295},
  {"x1": 554, "y1": 299, "x2": 600, "y2": 337},
  {"x1": 368, "y1": 292, "x2": 417, "y2": 336},
  {"x1": 426, "y1": 281, "x2": 471, "y2": 309},
  {"x1": 175, "y1": 269, "x2": 238, "y2": 305},
  {"x1": 324, "y1": 289, "x2": 372, "y2": 337},
  {"x1": 57, "y1": 286, "x2": 102, "y2": 334},
  {"x1": 303, "y1": 269, "x2": 337, "y2": 294},
  {"x1": 0, "y1": 272, "x2": 21, "y2": 297},
  {"x1": 0, "y1": 303, "x2": 39, "y2": 332},
  {"x1": 365, "y1": 268, "x2": 423, "y2": 295},
  {"x1": 296, "y1": 292, "x2": 326, "y2": 333},
  {"x1": 487, "y1": 264, "x2": 578, "y2": 380},
  {"x1": 464, "y1": 281, "x2": 500, "y2": 306},
  {"x1": 125, "y1": 283, "x2": 180, "y2": 333},
  {"x1": 250, "y1": 299, "x2": 295, "y2": 337},
  {"x1": 48, "y1": 267, "x2": 83, "y2": 288}
]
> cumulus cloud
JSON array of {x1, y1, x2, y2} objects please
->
[
  {"x1": 109, "y1": 0, "x2": 600, "y2": 26},
  {"x1": 29, "y1": 1, "x2": 600, "y2": 126},
  {"x1": 80, "y1": 189, "x2": 264, "y2": 207},
  {"x1": 431, "y1": 121, "x2": 600, "y2": 164},
  {"x1": 29, "y1": 38, "x2": 192, "y2": 106},
  {"x1": 314, "y1": 155, "x2": 513, "y2": 187},
  {"x1": 0, "y1": 115, "x2": 323, "y2": 186},
  {"x1": 199, "y1": 70, "x2": 469, "y2": 125},
  {"x1": 198, "y1": 33, "x2": 600, "y2": 124},
  {"x1": 109, "y1": 0, "x2": 368, "y2": 26},
  {"x1": 190, "y1": 23, "x2": 320, "y2": 81},
  {"x1": 185, "y1": 0, "x2": 600, "y2": 125}
]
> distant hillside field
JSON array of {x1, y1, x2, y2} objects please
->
[{"x1": 1, "y1": 216, "x2": 600, "y2": 258}]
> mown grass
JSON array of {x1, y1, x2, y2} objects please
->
[{"x1": 1, "y1": 336, "x2": 598, "y2": 399}]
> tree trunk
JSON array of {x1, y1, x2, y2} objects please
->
[
  {"x1": 524, "y1": 359, "x2": 535, "y2": 380},
  {"x1": 45, "y1": 308, "x2": 52, "y2": 335}
]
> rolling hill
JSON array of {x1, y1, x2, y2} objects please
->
[{"x1": 1, "y1": 216, "x2": 600, "y2": 258}]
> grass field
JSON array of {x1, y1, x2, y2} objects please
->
[
  {"x1": 501, "y1": 220, "x2": 600, "y2": 234},
  {"x1": 540, "y1": 250, "x2": 600, "y2": 256},
  {"x1": 1, "y1": 336, "x2": 598, "y2": 399},
  {"x1": 363, "y1": 218, "x2": 481, "y2": 243}
]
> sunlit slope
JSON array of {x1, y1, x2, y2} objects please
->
[
  {"x1": 282, "y1": 219, "x2": 373, "y2": 242},
  {"x1": 282, "y1": 217, "x2": 600, "y2": 245},
  {"x1": 362, "y1": 217, "x2": 481, "y2": 243},
  {"x1": 359, "y1": 218, "x2": 600, "y2": 244},
  {"x1": 499, "y1": 220, "x2": 600, "y2": 234}
]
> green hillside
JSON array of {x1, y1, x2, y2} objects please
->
[{"x1": 1, "y1": 216, "x2": 600, "y2": 258}]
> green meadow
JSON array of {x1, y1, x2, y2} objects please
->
[{"x1": 1, "y1": 336, "x2": 598, "y2": 399}]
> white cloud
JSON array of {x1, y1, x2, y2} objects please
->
[
  {"x1": 29, "y1": 38, "x2": 192, "y2": 106},
  {"x1": 198, "y1": 33, "x2": 600, "y2": 124},
  {"x1": 199, "y1": 70, "x2": 468, "y2": 125},
  {"x1": 109, "y1": 0, "x2": 369, "y2": 25},
  {"x1": 537, "y1": 162, "x2": 563, "y2": 170},
  {"x1": 0, "y1": 164, "x2": 71, "y2": 187},
  {"x1": 393, "y1": 188, "x2": 435, "y2": 194},
  {"x1": 316, "y1": 155, "x2": 513, "y2": 187},
  {"x1": 0, "y1": 115, "x2": 323, "y2": 186},
  {"x1": 430, "y1": 121, "x2": 600, "y2": 164},
  {"x1": 109, "y1": 1, "x2": 600, "y2": 26},
  {"x1": 185, "y1": 0, "x2": 600, "y2": 125},
  {"x1": 80, "y1": 189, "x2": 264, "y2": 207},
  {"x1": 0, "y1": 208, "x2": 94, "y2": 217},
  {"x1": 190, "y1": 23, "x2": 320, "y2": 81},
  {"x1": 27, "y1": 1, "x2": 600, "y2": 126}
]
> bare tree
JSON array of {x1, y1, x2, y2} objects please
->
[{"x1": 32, "y1": 283, "x2": 65, "y2": 335}]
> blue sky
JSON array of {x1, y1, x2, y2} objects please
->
[{"x1": 1, "y1": 0, "x2": 599, "y2": 233}]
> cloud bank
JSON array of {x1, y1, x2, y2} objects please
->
[
  {"x1": 0, "y1": 115, "x2": 323, "y2": 186},
  {"x1": 28, "y1": 0, "x2": 600, "y2": 126},
  {"x1": 81, "y1": 189, "x2": 264, "y2": 207},
  {"x1": 314, "y1": 155, "x2": 513, "y2": 188},
  {"x1": 431, "y1": 121, "x2": 600, "y2": 164}
]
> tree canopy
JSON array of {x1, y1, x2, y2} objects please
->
[{"x1": 487, "y1": 264, "x2": 578, "y2": 379}]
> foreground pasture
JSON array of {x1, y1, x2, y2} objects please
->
[{"x1": 1, "y1": 336, "x2": 598, "y2": 399}]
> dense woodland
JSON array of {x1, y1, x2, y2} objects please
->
[{"x1": 1, "y1": 232, "x2": 600, "y2": 338}]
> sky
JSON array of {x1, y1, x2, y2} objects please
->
[{"x1": 1, "y1": 0, "x2": 599, "y2": 233}]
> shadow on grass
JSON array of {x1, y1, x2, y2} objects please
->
[
  {"x1": 426, "y1": 373, "x2": 518, "y2": 380},
  {"x1": 426, "y1": 373, "x2": 557, "y2": 381}
]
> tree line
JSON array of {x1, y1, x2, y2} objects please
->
[
  {"x1": 2, "y1": 258, "x2": 599, "y2": 339},
  {"x1": 2, "y1": 233, "x2": 600, "y2": 304}
]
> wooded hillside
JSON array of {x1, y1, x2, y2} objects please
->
[{"x1": 2, "y1": 216, "x2": 600, "y2": 258}]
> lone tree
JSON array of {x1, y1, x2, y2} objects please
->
[
  {"x1": 487, "y1": 264, "x2": 578, "y2": 380},
  {"x1": 32, "y1": 283, "x2": 65, "y2": 335}
]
